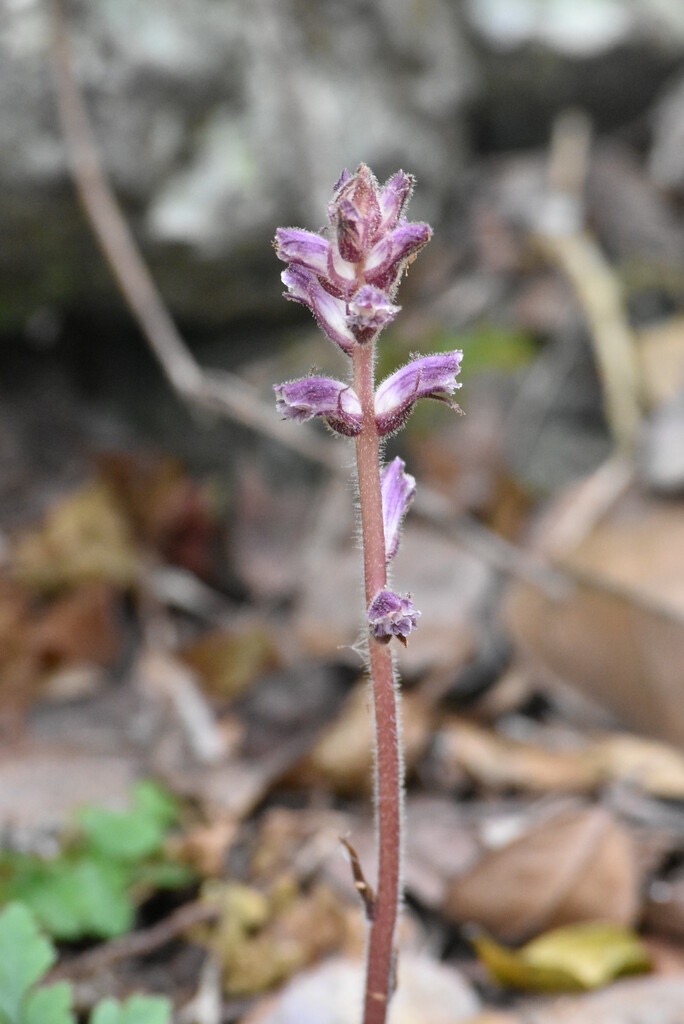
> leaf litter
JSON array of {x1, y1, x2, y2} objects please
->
[{"x1": 7, "y1": 114, "x2": 684, "y2": 1024}]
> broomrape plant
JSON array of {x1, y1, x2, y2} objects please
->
[{"x1": 274, "y1": 165, "x2": 462, "y2": 1024}]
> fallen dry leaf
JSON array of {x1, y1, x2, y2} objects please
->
[
  {"x1": 180, "y1": 622, "x2": 280, "y2": 701},
  {"x1": 13, "y1": 480, "x2": 139, "y2": 592},
  {"x1": 434, "y1": 720, "x2": 684, "y2": 799},
  {"x1": 505, "y1": 473, "x2": 684, "y2": 746},
  {"x1": 474, "y1": 922, "x2": 650, "y2": 993},
  {"x1": 99, "y1": 451, "x2": 219, "y2": 580},
  {"x1": 444, "y1": 805, "x2": 640, "y2": 942},
  {"x1": 435, "y1": 718, "x2": 598, "y2": 794},
  {"x1": 290, "y1": 683, "x2": 432, "y2": 796},
  {"x1": 195, "y1": 878, "x2": 355, "y2": 997},
  {"x1": 31, "y1": 582, "x2": 121, "y2": 669}
]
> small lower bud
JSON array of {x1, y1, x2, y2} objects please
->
[{"x1": 368, "y1": 588, "x2": 420, "y2": 644}]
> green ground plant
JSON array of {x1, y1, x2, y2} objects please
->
[
  {"x1": 0, "y1": 781, "x2": 193, "y2": 941},
  {"x1": 0, "y1": 902, "x2": 171, "y2": 1024}
]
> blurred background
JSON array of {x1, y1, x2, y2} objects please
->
[{"x1": 4, "y1": 0, "x2": 684, "y2": 1019}]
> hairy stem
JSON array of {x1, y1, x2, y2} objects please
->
[{"x1": 353, "y1": 341, "x2": 403, "y2": 1024}]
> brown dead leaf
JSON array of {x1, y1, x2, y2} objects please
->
[
  {"x1": 435, "y1": 719, "x2": 598, "y2": 794},
  {"x1": 99, "y1": 452, "x2": 219, "y2": 579},
  {"x1": 290, "y1": 683, "x2": 432, "y2": 796},
  {"x1": 592, "y1": 734, "x2": 684, "y2": 799},
  {"x1": 444, "y1": 806, "x2": 640, "y2": 943},
  {"x1": 505, "y1": 475, "x2": 684, "y2": 746},
  {"x1": 180, "y1": 623, "x2": 280, "y2": 701},
  {"x1": 435, "y1": 720, "x2": 684, "y2": 799},
  {"x1": 13, "y1": 480, "x2": 139, "y2": 592},
  {"x1": 31, "y1": 583, "x2": 121, "y2": 668}
]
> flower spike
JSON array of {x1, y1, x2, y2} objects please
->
[
  {"x1": 375, "y1": 350, "x2": 463, "y2": 436},
  {"x1": 381, "y1": 457, "x2": 415, "y2": 562}
]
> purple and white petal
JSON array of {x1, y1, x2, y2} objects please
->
[
  {"x1": 281, "y1": 266, "x2": 357, "y2": 354},
  {"x1": 377, "y1": 171, "x2": 414, "y2": 236},
  {"x1": 381, "y1": 457, "x2": 415, "y2": 562},
  {"x1": 275, "y1": 228, "x2": 331, "y2": 277},
  {"x1": 274, "y1": 376, "x2": 362, "y2": 436},
  {"x1": 347, "y1": 285, "x2": 400, "y2": 337},
  {"x1": 368, "y1": 588, "x2": 420, "y2": 645},
  {"x1": 365, "y1": 221, "x2": 433, "y2": 293},
  {"x1": 375, "y1": 351, "x2": 463, "y2": 436}
]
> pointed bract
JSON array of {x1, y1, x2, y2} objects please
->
[
  {"x1": 368, "y1": 588, "x2": 420, "y2": 644},
  {"x1": 381, "y1": 457, "x2": 416, "y2": 562},
  {"x1": 378, "y1": 171, "x2": 414, "y2": 234},
  {"x1": 375, "y1": 350, "x2": 463, "y2": 435},
  {"x1": 274, "y1": 376, "x2": 362, "y2": 436}
]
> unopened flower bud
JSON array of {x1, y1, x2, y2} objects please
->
[
  {"x1": 381, "y1": 457, "x2": 415, "y2": 562},
  {"x1": 368, "y1": 588, "x2": 420, "y2": 645}
]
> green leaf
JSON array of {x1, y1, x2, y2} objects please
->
[
  {"x1": 0, "y1": 903, "x2": 56, "y2": 1024},
  {"x1": 474, "y1": 922, "x2": 652, "y2": 993},
  {"x1": 78, "y1": 782, "x2": 179, "y2": 862},
  {"x1": 23, "y1": 982, "x2": 75, "y2": 1024},
  {"x1": 89, "y1": 995, "x2": 172, "y2": 1024},
  {"x1": 7, "y1": 857, "x2": 133, "y2": 941}
]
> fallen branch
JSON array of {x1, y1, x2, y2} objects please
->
[
  {"x1": 47, "y1": 900, "x2": 219, "y2": 982},
  {"x1": 49, "y1": 0, "x2": 335, "y2": 470}
]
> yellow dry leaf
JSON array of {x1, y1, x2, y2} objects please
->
[
  {"x1": 475, "y1": 922, "x2": 651, "y2": 993},
  {"x1": 13, "y1": 481, "x2": 139, "y2": 592}
]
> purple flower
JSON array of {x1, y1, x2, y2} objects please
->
[
  {"x1": 365, "y1": 221, "x2": 433, "y2": 295},
  {"x1": 375, "y1": 350, "x2": 463, "y2": 436},
  {"x1": 274, "y1": 376, "x2": 362, "y2": 436},
  {"x1": 347, "y1": 286, "x2": 400, "y2": 338},
  {"x1": 381, "y1": 457, "x2": 415, "y2": 562},
  {"x1": 281, "y1": 266, "x2": 357, "y2": 354},
  {"x1": 368, "y1": 588, "x2": 420, "y2": 645},
  {"x1": 275, "y1": 228, "x2": 331, "y2": 278},
  {"x1": 274, "y1": 164, "x2": 432, "y2": 346}
]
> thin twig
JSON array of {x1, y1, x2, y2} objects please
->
[
  {"x1": 47, "y1": 900, "x2": 219, "y2": 982},
  {"x1": 49, "y1": 0, "x2": 335, "y2": 470},
  {"x1": 535, "y1": 110, "x2": 643, "y2": 452}
]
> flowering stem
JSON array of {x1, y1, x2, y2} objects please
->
[{"x1": 353, "y1": 340, "x2": 403, "y2": 1024}]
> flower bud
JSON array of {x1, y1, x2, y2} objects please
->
[
  {"x1": 375, "y1": 351, "x2": 463, "y2": 436},
  {"x1": 381, "y1": 457, "x2": 415, "y2": 562},
  {"x1": 274, "y1": 376, "x2": 362, "y2": 436},
  {"x1": 368, "y1": 588, "x2": 420, "y2": 645}
]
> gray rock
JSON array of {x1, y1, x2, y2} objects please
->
[{"x1": 0, "y1": 0, "x2": 475, "y2": 329}]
